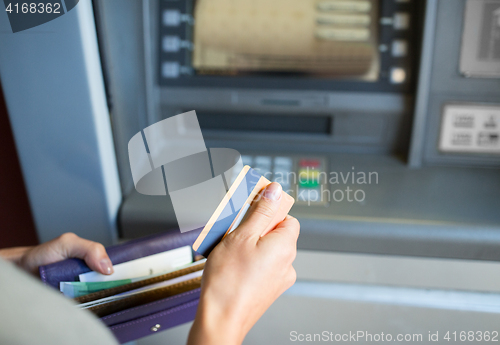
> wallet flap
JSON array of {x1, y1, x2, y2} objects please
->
[
  {"x1": 39, "y1": 229, "x2": 201, "y2": 290},
  {"x1": 101, "y1": 288, "x2": 201, "y2": 327},
  {"x1": 108, "y1": 297, "x2": 200, "y2": 344}
]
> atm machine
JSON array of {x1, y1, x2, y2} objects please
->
[
  {"x1": 92, "y1": 0, "x2": 500, "y2": 343},
  {"x1": 1, "y1": 0, "x2": 500, "y2": 344}
]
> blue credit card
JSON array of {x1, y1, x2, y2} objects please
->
[{"x1": 192, "y1": 166, "x2": 266, "y2": 257}]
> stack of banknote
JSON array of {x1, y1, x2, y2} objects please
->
[{"x1": 60, "y1": 245, "x2": 195, "y2": 298}]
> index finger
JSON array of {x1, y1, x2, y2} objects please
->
[{"x1": 259, "y1": 215, "x2": 300, "y2": 245}]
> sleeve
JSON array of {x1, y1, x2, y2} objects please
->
[{"x1": 0, "y1": 258, "x2": 119, "y2": 345}]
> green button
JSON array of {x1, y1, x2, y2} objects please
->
[{"x1": 299, "y1": 179, "x2": 319, "y2": 188}]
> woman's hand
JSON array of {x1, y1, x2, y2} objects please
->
[
  {"x1": 188, "y1": 182, "x2": 300, "y2": 345},
  {"x1": 0, "y1": 232, "x2": 114, "y2": 276}
]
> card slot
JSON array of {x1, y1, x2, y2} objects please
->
[
  {"x1": 75, "y1": 262, "x2": 205, "y2": 304},
  {"x1": 88, "y1": 277, "x2": 202, "y2": 318}
]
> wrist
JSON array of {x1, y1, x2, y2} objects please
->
[
  {"x1": 0, "y1": 247, "x2": 32, "y2": 267},
  {"x1": 189, "y1": 293, "x2": 245, "y2": 345}
]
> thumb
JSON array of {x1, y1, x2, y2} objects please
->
[
  {"x1": 236, "y1": 182, "x2": 282, "y2": 238},
  {"x1": 55, "y1": 233, "x2": 114, "y2": 275}
]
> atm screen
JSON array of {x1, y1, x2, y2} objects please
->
[
  {"x1": 191, "y1": 0, "x2": 379, "y2": 81},
  {"x1": 159, "y1": 0, "x2": 417, "y2": 89}
]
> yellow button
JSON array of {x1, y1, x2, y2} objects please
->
[{"x1": 299, "y1": 169, "x2": 319, "y2": 180}]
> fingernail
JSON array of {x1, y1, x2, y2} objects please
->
[
  {"x1": 100, "y1": 258, "x2": 114, "y2": 275},
  {"x1": 263, "y1": 183, "x2": 282, "y2": 201}
]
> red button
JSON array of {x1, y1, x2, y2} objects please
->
[{"x1": 299, "y1": 159, "x2": 320, "y2": 168}]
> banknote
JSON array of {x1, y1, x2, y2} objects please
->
[
  {"x1": 60, "y1": 280, "x2": 133, "y2": 298},
  {"x1": 60, "y1": 245, "x2": 195, "y2": 297},
  {"x1": 60, "y1": 259, "x2": 207, "y2": 298}
]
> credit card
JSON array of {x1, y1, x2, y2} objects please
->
[{"x1": 192, "y1": 165, "x2": 295, "y2": 257}]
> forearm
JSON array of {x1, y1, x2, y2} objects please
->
[{"x1": 0, "y1": 247, "x2": 32, "y2": 266}]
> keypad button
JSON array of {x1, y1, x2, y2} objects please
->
[
  {"x1": 255, "y1": 156, "x2": 272, "y2": 167},
  {"x1": 273, "y1": 168, "x2": 288, "y2": 180},
  {"x1": 299, "y1": 159, "x2": 320, "y2": 168},
  {"x1": 298, "y1": 169, "x2": 320, "y2": 179},
  {"x1": 254, "y1": 156, "x2": 272, "y2": 176},
  {"x1": 299, "y1": 179, "x2": 320, "y2": 188},
  {"x1": 241, "y1": 155, "x2": 253, "y2": 166},
  {"x1": 274, "y1": 156, "x2": 293, "y2": 169},
  {"x1": 273, "y1": 170, "x2": 290, "y2": 184}
]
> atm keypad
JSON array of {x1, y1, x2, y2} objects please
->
[{"x1": 240, "y1": 155, "x2": 328, "y2": 205}]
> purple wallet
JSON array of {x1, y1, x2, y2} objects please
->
[{"x1": 39, "y1": 230, "x2": 202, "y2": 343}]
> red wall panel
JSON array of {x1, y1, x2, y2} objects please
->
[{"x1": 0, "y1": 84, "x2": 38, "y2": 248}]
